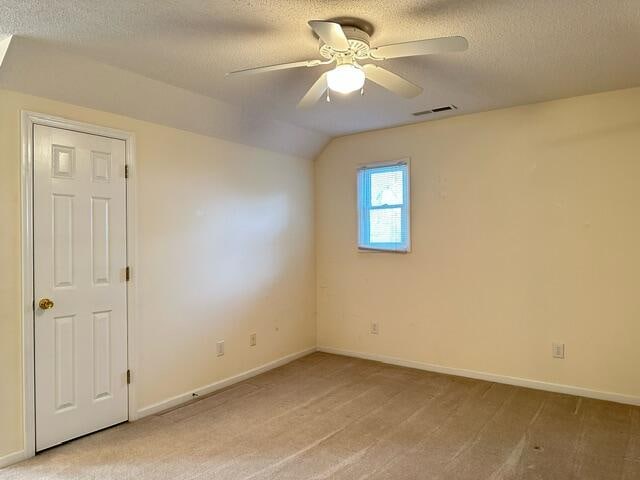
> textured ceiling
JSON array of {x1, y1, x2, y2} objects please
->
[{"x1": 1, "y1": 0, "x2": 639, "y2": 137}]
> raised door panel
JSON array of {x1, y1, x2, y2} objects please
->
[
  {"x1": 52, "y1": 194, "x2": 74, "y2": 288},
  {"x1": 91, "y1": 151, "x2": 111, "y2": 183},
  {"x1": 54, "y1": 315, "x2": 77, "y2": 411},
  {"x1": 91, "y1": 197, "x2": 110, "y2": 285},
  {"x1": 92, "y1": 311, "x2": 112, "y2": 401}
]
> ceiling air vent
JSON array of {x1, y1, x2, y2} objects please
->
[{"x1": 412, "y1": 105, "x2": 458, "y2": 116}]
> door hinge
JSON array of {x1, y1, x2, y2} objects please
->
[
  {"x1": 126, "y1": 369, "x2": 131, "y2": 384},
  {"x1": 124, "y1": 164, "x2": 129, "y2": 179},
  {"x1": 125, "y1": 266, "x2": 131, "y2": 281}
]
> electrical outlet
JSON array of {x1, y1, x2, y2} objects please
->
[
  {"x1": 370, "y1": 321, "x2": 379, "y2": 335},
  {"x1": 216, "y1": 340, "x2": 225, "y2": 357},
  {"x1": 552, "y1": 342, "x2": 565, "y2": 359},
  {"x1": 249, "y1": 333, "x2": 256, "y2": 347}
]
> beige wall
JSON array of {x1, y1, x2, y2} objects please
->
[
  {"x1": 2, "y1": 83, "x2": 640, "y2": 462},
  {"x1": 0, "y1": 89, "x2": 316, "y2": 458},
  {"x1": 316, "y1": 87, "x2": 640, "y2": 399}
]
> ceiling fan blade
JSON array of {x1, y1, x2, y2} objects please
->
[
  {"x1": 362, "y1": 64, "x2": 423, "y2": 98},
  {"x1": 297, "y1": 73, "x2": 328, "y2": 108},
  {"x1": 369, "y1": 36, "x2": 468, "y2": 60},
  {"x1": 308, "y1": 20, "x2": 350, "y2": 51},
  {"x1": 227, "y1": 59, "x2": 323, "y2": 76}
]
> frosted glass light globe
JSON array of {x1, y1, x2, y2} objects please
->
[{"x1": 327, "y1": 64, "x2": 365, "y2": 94}]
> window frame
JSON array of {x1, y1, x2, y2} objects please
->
[{"x1": 357, "y1": 158, "x2": 411, "y2": 253}]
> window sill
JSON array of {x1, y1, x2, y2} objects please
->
[{"x1": 358, "y1": 247, "x2": 410, "y2": 254}]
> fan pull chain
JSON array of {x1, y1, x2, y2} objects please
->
[
  {"x1": 360, "y1": 87, "x2": 364, "y2": 96},
  {"x1": 326, "y1": 91, "x2": 331, "y2": 103}
]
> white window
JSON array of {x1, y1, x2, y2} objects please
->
[{"x1": 357, "y1": 160, "x2": 410, "y2": 252}]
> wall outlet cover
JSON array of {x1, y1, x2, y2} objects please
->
[
  {"x1": 552, "y1": 342, "x2": 565, "y2": 359},
  {"x1": 371, "y1": 321, "x2": 379, "y2": 335}
]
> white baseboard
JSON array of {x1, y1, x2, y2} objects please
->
[
  {"x1": 0, "y1": 449, "x2": 28, "y2": 470},
  {"x1": 317, "y1": 346, "x2": 640, "y2": 407},
  {"x1": 136, "y1": 347, "x2": 317, "y2": 418}
]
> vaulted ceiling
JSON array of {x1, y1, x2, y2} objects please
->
[{"x1": 1, "y1": 0, "x2": 639, "y2": 138}]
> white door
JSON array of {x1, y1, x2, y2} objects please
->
[{"x1": 33, "y1": 124, "x2": 128, "y2": 451}]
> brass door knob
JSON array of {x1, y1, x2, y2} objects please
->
[{"x1": 39, "y1": 298, "x2": 55, "y2": 310}]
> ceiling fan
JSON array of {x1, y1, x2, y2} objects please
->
[{"x1": 226, "y1": 20, "x2": 468, "y2": 108}]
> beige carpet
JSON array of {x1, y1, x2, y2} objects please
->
[{"x1": 2, "y1": 352, "x2": 639, "y2": 479}]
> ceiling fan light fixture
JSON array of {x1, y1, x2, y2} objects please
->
[
  {"x1": 227, "y1": 20, "x2": 469, "y2": 108},
  {"x1": 327, "y1": 64, "x2": 365, "y2": 94}
]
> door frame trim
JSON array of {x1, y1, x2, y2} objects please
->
[{"x1": 20, "y1": 111, "x2": 139, "y2": 458}]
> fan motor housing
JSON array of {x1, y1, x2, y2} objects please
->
[{"x1": 319, "y1": 26, "x2": 371, "y2": 60}]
